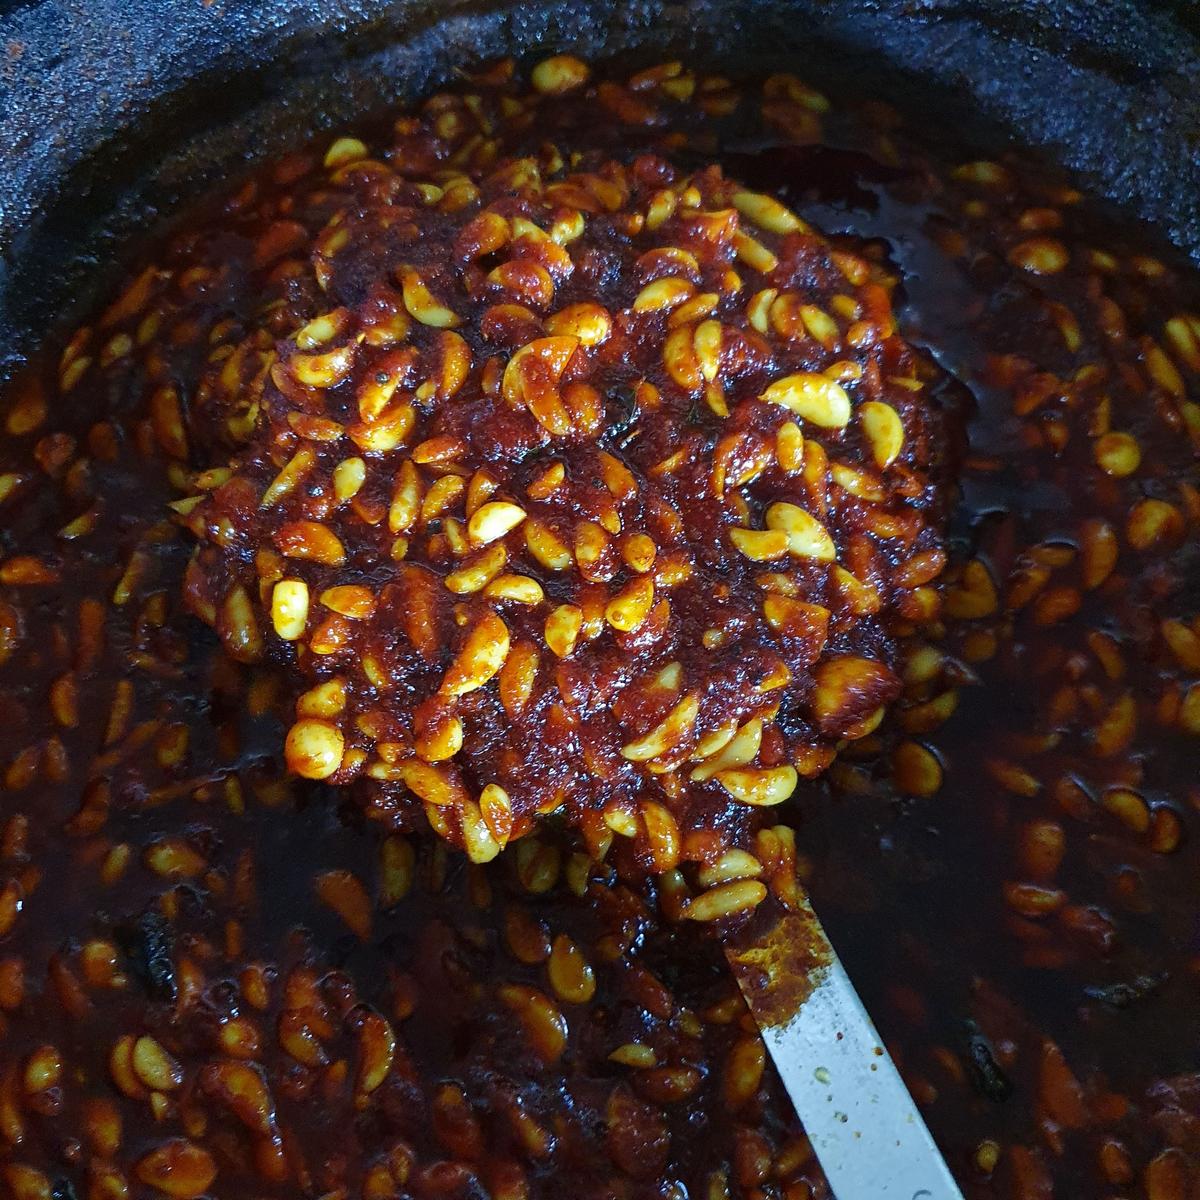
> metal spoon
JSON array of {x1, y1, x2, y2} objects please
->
[{"x1": 725, "y1": 895, "x2": 965, "y2": 1200}]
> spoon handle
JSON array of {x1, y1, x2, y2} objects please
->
[{"x1": 726, "y1": 898, "x2": 965, "y2": 1200}]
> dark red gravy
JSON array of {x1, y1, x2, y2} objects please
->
[{"x1": 0, "y1": 59, "x2": 1198, "y2": 1199}]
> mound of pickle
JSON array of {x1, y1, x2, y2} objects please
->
[{"x1": 170, "y1": 71, "x2": 949, "y2": 871}]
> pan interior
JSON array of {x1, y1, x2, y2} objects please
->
[{"x1": 2, "y1": 0, "x2": 1200, "y2": 373}]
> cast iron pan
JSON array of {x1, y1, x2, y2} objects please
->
[
  {"x1": 0, "y1": 0, "x2": 1198, "y2": 1189},
  {"x1": 1, "y1": 0, "x2": 1200, "y2": 382}
]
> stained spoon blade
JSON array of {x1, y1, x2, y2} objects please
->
[{"x1": 726, "y1": 897, "x2": 964, "y2": 1200}]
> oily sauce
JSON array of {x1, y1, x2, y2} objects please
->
[{"x1": 0, "y1": 56, "x2": 1197, "y2": 1199}]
